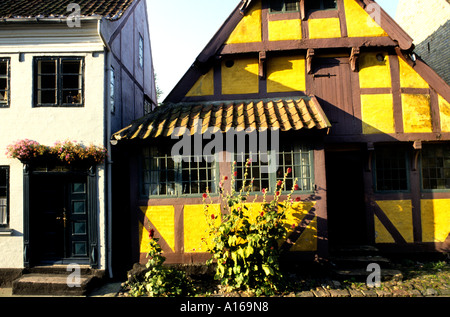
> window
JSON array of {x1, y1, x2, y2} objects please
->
[
  {"x1": 234, "y1": 144, "x2": 314, "y2": 193},
  {"x1": 144, "y1": 96, "x2": 152, "y2": 115},
  {"x1": 421, "y1": 144, "x2": 450, "y2": 191},
  {"x1": 34, "y1": 57, "x2": 84, "y2": 107},
  {"x1": 142, "y1": 147, "x2": 217, "y2": 197},
  {"x1": 138, "y1": 35, "x2": 144, "y2": 68},
  {"x1": 305, "y1": 0, "x2": 337, "y2": 12},
  {"x1": 110, "y1": 67, "x2": 115, "y2": 113},
  {"x1": 269, "y1": 0, "x2": 299, "y2": 13},
  {"x1": 0, "y1": 167, "x2": 9, "y2": 227},
  {"x1": 374, "y1": 147, "x2": 409, "y2": 192},
  {"x1": 0, "y1": 58, "x2": 10, "y2": 107}
]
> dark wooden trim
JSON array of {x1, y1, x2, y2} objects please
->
[
  {"x1": 87, "y1": 167, "x2": 99, "y2": 268},
  {"x1": 389, "y1": 54, "x2": 403, "y2": 134},
  {"x1": 400, "y1": 88, "x2": 431, "y2": 95},
  {"x1": 430, "y1": 88, "x2": 441, "y2": 133},
  {"x1": 261, "y1": 1, "x2": 269, "y2": 43},
  {"x1": 23, "y1": 165, "x2": 30, "y2": 268},
  {"x1": 220, "y1": 37, "x2": 396, "y2": 55},
  {"x1": 307, "y1": 10, "x2": 339, "y2": 20},
  {"x1": 372, "y1": 203, "x2": 407, "y2": 244},
  {"x1": 360, "y1": 88, "x2": 391, "y2": 94},
  {"x1": 337, "y1": 0, "x2": 348, "y2": 38},
  {"x1": 267, "y1": 11, "x2": 301, "y2": 21},
  {"x1": 313, "y1": 145, "x2": 328, "y2": 259},
  {"x1": 410, "y1": 170, "x2": 422, "y2": 243}
]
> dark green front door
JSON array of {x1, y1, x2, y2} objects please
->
[{"x1": 30, "y1": 174, "x2": 90, "y2": 265}]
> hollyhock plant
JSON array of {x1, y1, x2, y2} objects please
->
[{"x1": 202, "y1": 159, "x2": 303, "y2": 296}]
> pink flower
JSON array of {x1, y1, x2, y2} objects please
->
[
  {"x1": 211, "y1": 214, "x2": 215, "y2": 220},
  {"x1": 295, "y1": 197, "x2": 301, "y2": 202},
  {"x1": 224, "y1": 176, "x2": 228, "y2": 181},
  {"x1": 287, "y1": 168, "x2": 292, "y2": 174},
  {"x1": 277, "y1": 180, "x2": 282, "y2": 187},
  {"x1": 294, "y1": 184, "x2": 299, "y2": 190},
  {"x1": 234, "y1": 171, "x2": 238, "y2": 177},
  {"x1": 275, "y1": 191, "x2": 280, "y2": 196},
  {"x1": 202, "y1": 193, "x2": 208, "y2": 199},
  {"x1": 262, "y1": 188, "x2": 266, "y2": 194},
  {"x1": 149, "y1": 229, "x2": 155, "y2": 239}
]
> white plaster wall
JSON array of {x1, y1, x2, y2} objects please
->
[{"x1": 0, "y1": 48, "x2": 107, "y2": 269}]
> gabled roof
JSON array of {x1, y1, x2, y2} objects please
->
[
  {"x1": 164, "y1": 0, "x2": 415, "y2": 103},
  {"x1": 111, "y1": 97, "x2": 331, "y2": 141},
  {"x1": 0, "y1": 0, "x2": 135, "y2": 20}
]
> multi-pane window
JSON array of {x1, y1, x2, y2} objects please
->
[
  {"x1": 421, "y1": 144, "x2": 450, "y2": 190},
  {"x1": 374, "y1": 147, "x2": 409, "y2": 192},
  {"x1": 142, "y1": 147, "x2": 217, "y2": 196},
  {"x1": 306, "y1": 0, "x2": 338, "y2": 12},
  {"x1": 269, "y1": 0, "x2": 299, "y2": 13},
  {"x1": 138, "y1": 35, "x2": 144, "y2": 68},
  {"x1": 34, "y1": 57, "x2": 84, "y2": 107},
  {"x1": 0, "y1": 58, "x2": 10, "y2": 107},
  {"x1": 234, "y1": 145, "x2": 314, "y2": 193},
  {"x1": 0, "y1": 167, "x2": 9, "y2": 227}
]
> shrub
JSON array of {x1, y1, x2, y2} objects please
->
[
  {"x1": 124, "y1": 230, "x2": 195, "y2": 297},
  {"x1": 202, "y1": 160, "x2": 301, "y2": 296}
]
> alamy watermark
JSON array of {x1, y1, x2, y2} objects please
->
[
  {"x1": 67, "y1": 3, "x2": 81, "y2": 28},
  {"x1": 366, "y1": 263, "x2": 382, "y2": 288},
  {"x1": 170, "y1": 119, "x2": 280, "y2": 173},
  {"x1": 366, "y1": 2, "x2": 382, "y2": 28},
  {"x1": 67, "y1": 263, "x2": 81, "y2": 288}
]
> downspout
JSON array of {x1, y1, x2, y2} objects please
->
[{"x1": 98, "y1": 18, "x2": 114, "y2": 279}]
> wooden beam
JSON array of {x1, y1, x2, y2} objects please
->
[
  {"x1": 349, "y1": 47, "x2": 360, "y2": 72},
  {"x1": 259, "y1": 51, "x2": 266, "y2": 78},
  {"x1": 306, "y1": 48, "x2": 315, "y2": 74},
  {"x1": 220, "y1": 37, "x2": 398, "y2": 55}
]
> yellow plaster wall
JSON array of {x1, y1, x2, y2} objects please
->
[
  {"x1": 308, "y1": 18, "x2": 341, "y2": 39},
  {"x1": 375, "y1": 200, "x2": 414, "y2": 243},
  {"x1": 402, "y1": 94, "x2": 433, "y2": 133},
  {"x1": 361, "y1": 94, "x2": 395, "y2": 134},
  {"x1": 139, "y1": 206, "x2": 175, "y2": 253},
  {"x1": 222, "y1": 57, "x2": 259, "y2": 95},
  {"x1": 139, "y1": 201, "x2": 318, "y2": 256},
  {"x1": 184, "y1": 204, "x2": 221, "y2": 253},
  {"x1": 186, "y1": 68, "x2": 214, "y2": 97},
  {"x1": 266, "y1": 55, "x2": 306, "y2": 93},
  {"x1": 344, "y1": 0, "x2": 388, "y2": 37},
  {"x1": 399, "y1": 58, "x2": 429, "y2": 89},
  {"x1": 358, "y1": 52, "x2": 391, "y2": 88},
  {"x1": 226, "y1": 1, "x2": 262, "y2": 44},
  {"x1": 268, "y1": 19, "x2": 302, "y2": 41},
  {"x1": 421, "y1": 199, "x2": 450, "y2": 243},
  {"x1": 439, "y1": 95, "x2": 450, "y2": 132}
]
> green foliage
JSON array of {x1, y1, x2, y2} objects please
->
[
  {"x1": 203, "y1": 160, "x2": 300, "y2": 296},
  {"x1": 125, "y1": 236, "x2": 195, "y2": 297}
]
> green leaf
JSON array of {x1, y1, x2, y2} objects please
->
[{"x1": 262, "y1": 265, "x2": 274, "y2": 276}]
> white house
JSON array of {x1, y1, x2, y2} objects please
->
[{"x1": 0, "y1": 0, "x2": 157, "y2": 289}]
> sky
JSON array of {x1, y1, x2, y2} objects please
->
[{"x1": 146, "y1": 0, "x2": 400, "y2": 102}]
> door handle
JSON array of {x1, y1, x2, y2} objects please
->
[
  {"x1": 56, "y1": 209, "x2": 68, "y2": 228},
  {"x1": 313, "y1": 73, "x2": 336, "y2": 78}
]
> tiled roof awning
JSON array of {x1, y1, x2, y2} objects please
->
[
  {"x1": 0, "y1": 0, "x2": 135, "y2": 20},
  {"x1": 112, "y1": 97, "x2": 331, "y2": 141}
]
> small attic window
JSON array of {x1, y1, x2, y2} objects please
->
[
  {"x1": 270, "y1": 0, "x2": 299, "y2": 13},
  {"x1": 305, "y1": 0, "x2": 337, "y2": 12}
]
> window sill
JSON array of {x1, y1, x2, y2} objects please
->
[{"x1": 0, "y1": 228, "x2": 13, "y2": 236}]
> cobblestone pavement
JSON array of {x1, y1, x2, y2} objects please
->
[{"x1": 116, "y1": 259, "x2": 449, "y2": 298}]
